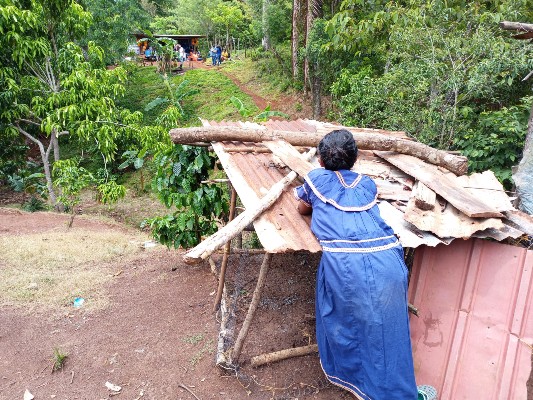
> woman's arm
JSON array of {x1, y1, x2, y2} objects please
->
[{"x1": 297, "y1": 201, "x2": 312, "y2": 215}]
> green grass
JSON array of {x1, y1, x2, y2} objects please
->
[
  {"x1": 223, "y1": 48, "x2": 296, "y2": 99},
  {"x1": 117, "y1": 65, "x2": 167, "y2": 125},
  {"x1": 176, "y1": 68, "x2": 259, "y2": 123},
  {"x1": 117, "y1": 64, "x2": 260, "y2": 127}
]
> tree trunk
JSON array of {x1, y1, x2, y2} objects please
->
[
  {"x1": 169, "y1": 126, "x2": 469, "y2": 175},
  {"x1": 311, "y1": 60, "x2": 321, "y2": 117},
  {"x1": 303, "y1": 0, "x2": 313, "y2": 96},
  {"x1": 52, "y1": 128, "x2": 60, "y2": 162},
  {"x1": 512, "y1": 100, "x2": 533, "y2": 214},
  {"x1": 291, "y1": 0, "x2": 301, "y2": 81},
  {"x1": 262, "y1": 0, "x2": 271, "y2": 50},
  {"x1": 16, "y1": 126, "x2": 58, "y2": 207}
]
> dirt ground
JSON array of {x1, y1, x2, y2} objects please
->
[{"x1": 0, "y1": 207, "x2": 352, "y2": 400}]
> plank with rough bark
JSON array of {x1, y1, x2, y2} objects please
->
[
  {"x1": 404, "y1": 195, "x2": 504, "y2": 239},
  {"x1": 262, "y1": 140, "x2": 314, "y2": 176},
  {"x1": 169, "y1": 126, "x2": 468, "y2": 175},
  {"x1": 503, "y1": 210, "x2": 533, "y2": 236},
  {"x1": 412, "y1": 181, "x2": 436, "y2": 211},
  {"x1": 374, "y1": 151, "x2": 503, "y2": 218}
]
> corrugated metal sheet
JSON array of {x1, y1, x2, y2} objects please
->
[
  {"x1": 212, "y1": 140, "x2": 321, "y2": 254},
  {"x1": 409, "y1": 239, "x2": 533, "y2": 399}
]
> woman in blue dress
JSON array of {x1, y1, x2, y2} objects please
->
[{"x1": 294, "y1": 129, "x2": 418, "y2": 400}]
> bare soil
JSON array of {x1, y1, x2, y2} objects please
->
[{"x1": 0, "y1": 206, "x2": 350, "y2": 400}]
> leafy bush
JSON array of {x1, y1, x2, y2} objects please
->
[
  {"x1": 454, "y1": 97, "x2": 531, "y2": 188},
  {"x1": 142, "y1": 144, "x2": 229, "y2": 248},
  {"x1": 22, "y1": 196, "x2": 48, "y2": 212}
]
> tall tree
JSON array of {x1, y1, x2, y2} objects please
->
[
  {"x1": 0, "y1": 0, "x2": 165, "y2": 207},
  {"x1": 291, "y1": 0, "x2": 301, "y2": 80},
  {"x1": 262, "y1": 0, "x2": 271, "y2": 49}
]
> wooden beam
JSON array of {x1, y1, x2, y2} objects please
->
[
  {"x1": 503, "y1": 210, "x2": 533, "y2": 236},
  {"x1": 374, "y1": 151, "x2": 503, "y2": 218},
  {"x1": 169, "y1": 126, "x2": 468, "y2": 175},
  {"x1": 215, "y1": 282, "x2": 238, "y2": 368},
  {"x1": 231, "y1": 252, "x2": 272, "y2": 363}
]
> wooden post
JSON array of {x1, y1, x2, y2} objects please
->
[
  {"x1": 213, "y1": 185, "x2": 237, "y2": 312},
  {"x1": 231, "y1": 252, "x2": 272, "y2": 363}
]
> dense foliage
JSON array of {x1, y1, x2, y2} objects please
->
[
  {"x1": 323, "y1": 0, "x2": 533, "y2": 185},
  {"x1": 0, "y1": 0, "x2": 167, "y2": 209}
]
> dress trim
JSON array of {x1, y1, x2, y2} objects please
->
[
  {"x1": 304, "y1": 175, "x2": 377, "y2": 212},
  {"x1": 320, "y1": 235, "x2": 395, "y2": 244},
  {"x1": 321, "y1": 240, "x2": 400, "y2": 253},
  {"x1": 292, "y1": 187, "x2": 311, "y2": 207},
  {"x1": 335, "y1": 171, "x2": 362, "y2": 188},
  {"x1": 320, "y1": 361, "x2": 370, "y2": 400}
]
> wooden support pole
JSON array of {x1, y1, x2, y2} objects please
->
[
  {"x1": 231, "y1": 252, "x2": 272, "y2": 363},
  {"x1": 250, "y1": 344, "x2": 318, "y2": 368},
  {"x1": 213, "y1": 185, "x2": 237, "y2": 312}
]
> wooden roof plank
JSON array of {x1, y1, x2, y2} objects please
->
[
  {"x1": 374, "y1": 151, "x2": 504, "y2": 218},
  {"x1": 455, "y1": 170, "x2": 514, "y2": 212},
  {"x1": 404, "y1": 194, "x2": 504, "y2": 239}
]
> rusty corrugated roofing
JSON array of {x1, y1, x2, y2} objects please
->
[{"x1": 203, "y1": 118, "x2": 449, "y2": 250}]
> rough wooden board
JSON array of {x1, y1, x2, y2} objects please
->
[
  {"x1": 412, "y1": 181, "x2": 436, "y2": 211},
  {"x1": 503, "y1": 210, "x2": 533, "y2": 236},
  {"x1": 355, "y1": 151, "x2": 414, "y2": 186},
  {"x1": 404, "y1": 195, "x2": 504, "y2": 239},
  {"x1": 374, "y1": 180, "x2": 411, "y2": 202},
  {"x1": 377, "y1": 201, "x2": 446, "y2": 248},
  {"x1": 263, "y1": 140, "x2": 315, "y2": 176},
  {"x1": 455, "y1": 170, "x2": 514, "y2": 212},
  {"x1": 374, "y1": 151, "x2": 504, "y2": 218}
]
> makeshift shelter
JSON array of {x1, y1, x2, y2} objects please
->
[
  {"x1": 132, "y1": 33, "x2": 206, "y2": 56},
  {"x1": 170, "y1": 119, "x2": 533, "y2": 399}
]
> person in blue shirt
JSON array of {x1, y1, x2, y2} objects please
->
[
  {"x1": 215, "y1": 45, "x2": 222, "y2": 65},
  {"x1": 294, "y1": 129, "x2": 418, "y2": 400}
]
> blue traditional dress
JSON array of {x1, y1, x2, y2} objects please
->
[{"x1": 294, "y1": 168, "x2": 417, "y2": 400}]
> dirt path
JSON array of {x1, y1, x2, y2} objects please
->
[{"x1": 0, "y1": 209, "x2": 349, "y2": 400}]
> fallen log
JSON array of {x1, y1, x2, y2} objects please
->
[
  {"x1": 250, "y1": 344, "x2": 318, "y2": 368},
  {"x1": 169, "y1": 126, "x2": 468, "y2": 175},
  {"x1": 500, "y1": 21, "x2": 533, "y2": 32}
]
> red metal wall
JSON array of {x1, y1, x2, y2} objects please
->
[{"x1": 409, "y1": 239, "x2": 533, "y2": 400}]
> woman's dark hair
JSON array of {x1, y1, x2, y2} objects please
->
[{"x1": 318, "y1": 129, "x2": 358, "y2": 170}]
